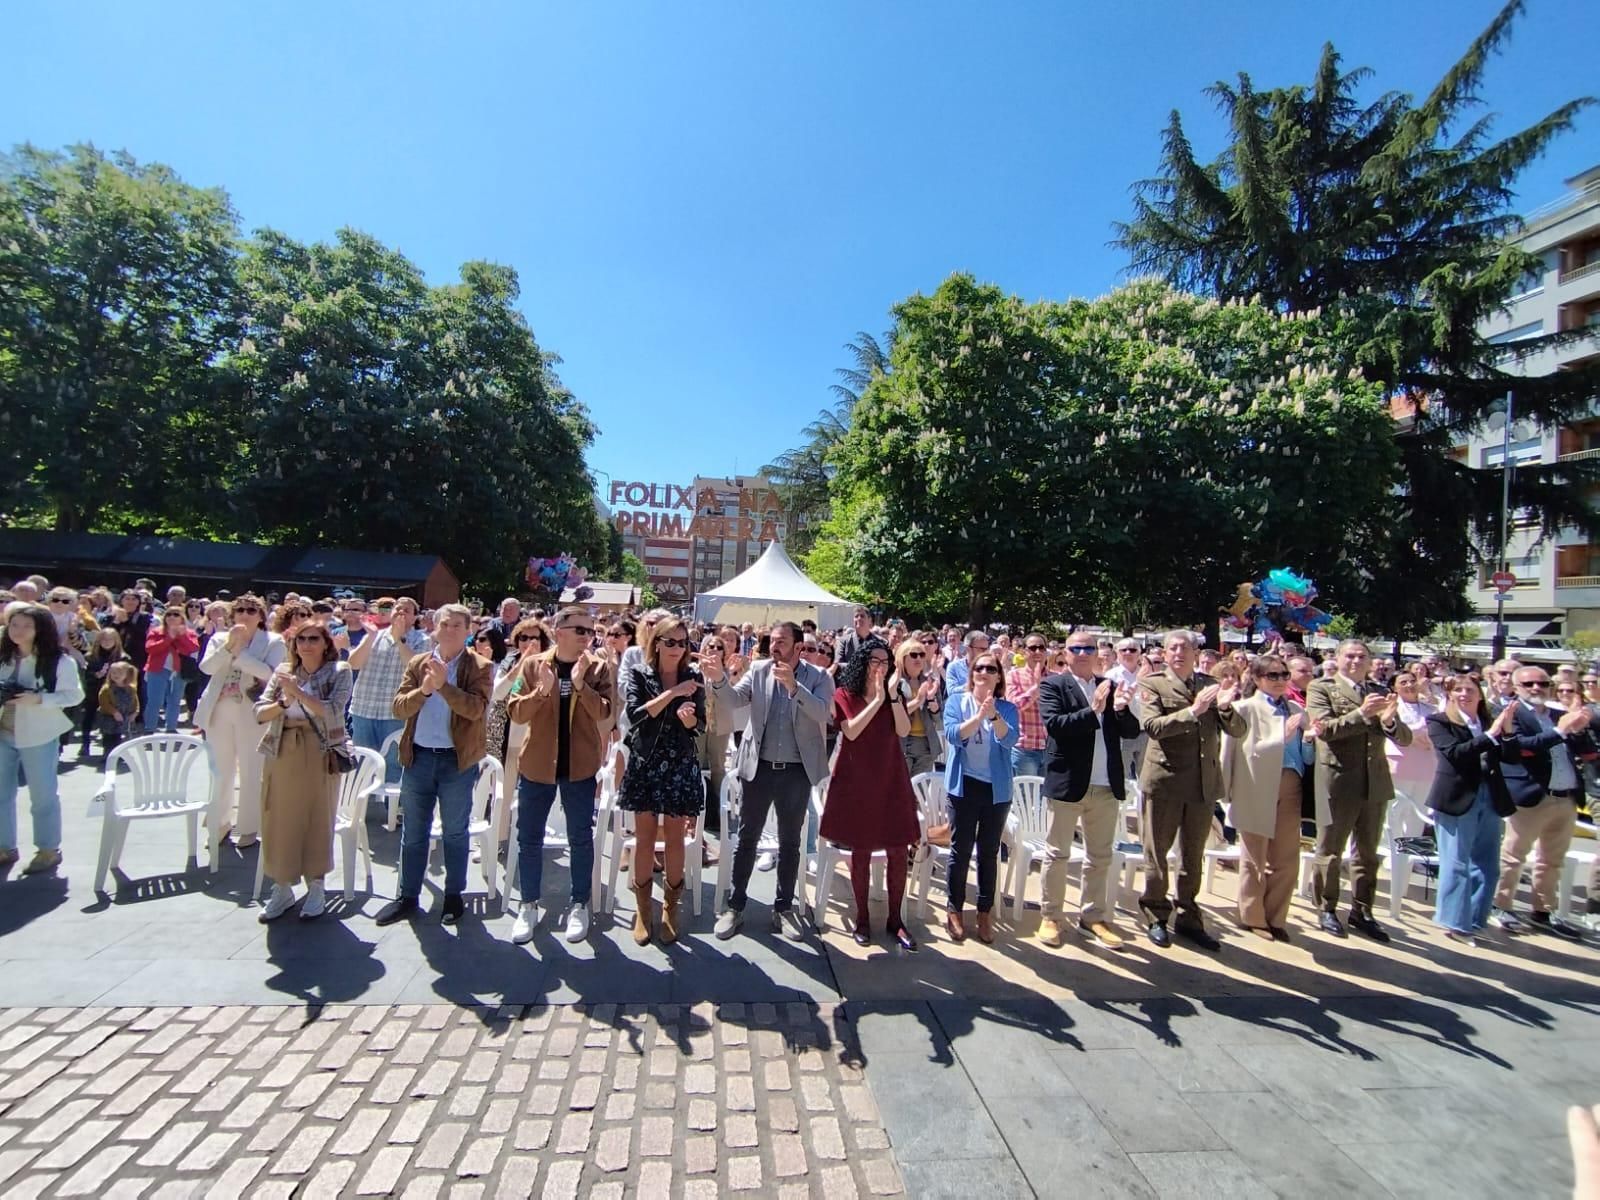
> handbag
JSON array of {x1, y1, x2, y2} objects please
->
[
  {"x1": 179, "y1": 654, "x2": 202, "y2": 684},
  {"x1": 304, "y1": 684, "x2": 358, "y2": 776}
]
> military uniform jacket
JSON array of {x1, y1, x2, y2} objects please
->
[
  {"x1": 1137, "y1": 669, "x2": 1245, "y2": 805},
  {"x1": 1304, "y1": 676, "x2": 1411, "y2": 825}
]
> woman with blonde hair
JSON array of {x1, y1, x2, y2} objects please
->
[
  {"x1": 619, "y1": 615, "x2": 705, "y2": 944},
  {"x1": 199, "y1": 595, "x2": 284, "y2": 848},
  {"x1": 253, "y1": 622, "x2": 353, "y2": 921},
  {"x1": 891, "y1": 636, "x2": 944, "y2": 777}
]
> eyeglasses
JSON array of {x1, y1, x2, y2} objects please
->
[
  {"x1": 606, "y1": 631, "x2": 629, "y2": 639},
  {"x1": 1518, "y1": 680, "x2": 1551, "y2": 689},
  {"x1": 234, "y1": 605, "x2": 260, "y2": 614},
  {"x1": 658, "y1": 637, "x2": 688, "y2": 649},
  {"x1": 905, "y1": 651, "x2": 926, "y2": 660},
  {"x1": 1118, "y1": 647, "x2": 1139, "y2": 655},
  {"x1": 1556, "y1": 687, "x2": 1579, "y2": 695},
  {"x1": 869, "y1": 656, "x2": 890, "y2": 667},
  {"x1": 294, "y1": 633, "x2": 327, "y2": 644},
  {"x1": 48, "y1": 598, "x2": 72, "y2": 605},
  {"x1": 1066, "y1": 646, "x2": 1096, "y2": 656},
  {"x1": 1259, "y1": 671, "x2": 1289, "y2": 681},
  {"x1": 514, "y1": 634, "x2": 540, "y2": 645},
  {"x1": 972, "y1": 664, "x2": 1001, "y2": 675},
  {"x1": 561, "y1": 625, "x2": 595, "y2": 637},
  {"x1": 1025, "y1": 644, "x2": 1046, "y2": 652},
  {"x1": 375, "y1": 603, "x2": 395, "y2": 612}
]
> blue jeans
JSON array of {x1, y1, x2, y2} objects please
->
[
  {"x1": 351, "y1": 715, "x2": 405, "y2": 785},
  {"x1": 516, "y1": 776, "x2": 598, "y2": 907},
  {"x1": 0, "y1": 737, "x2": 63, "y2": 852},
  {"x1": 1011, "y1": 747, "x2": 1046, "y2": 777},
  {"x1": 143, "y1": 669, "x2": 182, "y2": 733},
  {"x1": 397, "y1": 748, "x2": 479, "y2": 899},
  {"x1": 1434, "y1": 785, "x2": 1502, "y2": 934}
]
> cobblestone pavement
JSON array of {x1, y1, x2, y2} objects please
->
[{"x1": 0, "y1": 999, "x2": 897, "y2": 1199}]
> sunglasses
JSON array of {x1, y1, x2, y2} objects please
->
[
  {"x1": 514, "y1": 634, "x2": 541, "y2": 644},
  {"x1": 234, "y1": 605, "x2": 260, "y2": 614},
  {"x1": 972, "y1": 664, "x2": 1001, "y2": 675},
  {"x1": 905, "y1": 651, "x2": 926, "y2": 660},
  {"x1": 1260, "y1": 671, "x2": 1289, "y2": 681},
  {"x1": 869, "y1": 657, "x2": 890, "y2": 667},
  {"x1": 561, "y1": 625, "x2": 595, "y2": 637},
  {"x1": 606, "y1": 631, "x2": 629, "y2": 639},
  {"x1": 375, "y1": 603, "x2": 396, "y2": 612},
  {"x1": 1066, "y1": 646, "x2": 1096, "y2": 656},
  {"x1": 1025, "y1": 644, "x2": 1046, "y2": 652},
  {"x1": 294, "y1": 633, "x2": 328, "y2": 644},
  {"x1": 1518, "y1": 680, "x2": 1550, "y2": 688},
  {"x1": 658, "y1": 637, "x2": 688, "y2": 649},
  {"x1": 48, "y1": 598, "x2": 73, "y2": 605}
]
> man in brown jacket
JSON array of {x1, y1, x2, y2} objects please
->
[
  {"x1": 1137, "y1": 629, "x2": 1245, "y2": 951},
  {"x1": 505, "y1": 607, "x2": 615, "y2": 946},
  {"x1": 1306, "y1": 639, "x2": 1411, "y2": 942},
  {"x1": 376, "y1": 604, "x2": 494, "y2": 928}
]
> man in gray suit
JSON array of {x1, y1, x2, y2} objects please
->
[{"x1": 703, "y1": 621, "x2": 834, "y2": 941}]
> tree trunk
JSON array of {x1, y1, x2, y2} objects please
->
[{"x1": 1203, "y1": 612, "x2": 1222, "y2": 659}]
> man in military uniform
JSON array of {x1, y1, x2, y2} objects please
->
[
  {"x1": 1137, "y1": 629, "x2": 1244, "y2": 950},
  {"x1": 1305, "y1": 639, "x2": 1411, "y2": 942}
]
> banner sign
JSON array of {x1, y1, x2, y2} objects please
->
[{"x1": 607, "y1": 480, "x2": 784, "y2": 541}]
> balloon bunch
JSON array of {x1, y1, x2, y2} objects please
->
[
  {"x1": 1221, "y1": 568, "x2": 1333, "y2": 640},
  {"x1": 526, "y1": 554, "x2": 590, "y2": 600}
]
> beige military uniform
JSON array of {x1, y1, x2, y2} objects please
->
[{"x1": 1136, "y1": 669, "x2": 1246, "y2": 928}]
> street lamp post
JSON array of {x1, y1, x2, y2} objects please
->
[{"x1": 1491, "y1": 389, "x2": 1514, "y2": 662}]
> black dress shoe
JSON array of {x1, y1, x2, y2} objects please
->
[
  {"x1": 1176, "y1": 923, "x2": 1221, "y2": 952},
  {"x1": 1270, "y1": 926, "x2": 1291, "y2": 943},
  {"x1": 374, "y1": 897, "x2": 418, "y2": 927},
  {"x1": 440, "y1": 893, "x2": 466, "y2": 925},
  {"x1": 889, "y1": 924, "x2": 918, "y2": 953},
  {"x1": 1319, "y1": 911, "x2": 1347, "y2": 938},
  {"x1": 1146, "y1": 921, "x2": 1172, "y2": 948},
  {"x1": 1347, "y1": 910, "x2": 1390, "y2": 943},
  {"x1": 852, "y1": 919, "x2": 871, "y2": 947}
]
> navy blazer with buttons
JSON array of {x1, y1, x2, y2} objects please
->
[
  {"x1": 1038, "y1": 672, "x2": 1141, "y2": 804},
  {"x1": 1496, "y1": 703, "x2": 1598, "y2": 808}
]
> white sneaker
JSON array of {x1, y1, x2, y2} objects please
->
[
  {"x1": 756, "y1": 850, "x2": 777, "y2": 872},
  {"x1": 564, "y1": 904, "x2": 591, "y2": 943},
  {"x1": 1490, "y1": 909, "x2": 1524, "y2": 933},
  {"x1": 260, "y1": 884, "x2": 297, "y2": 922},
  {"x1": 777, "y1": 909, "x2": 807, "y2": 941},
  {"x1": 511, "y1": 902, "x2": 542, "y2": 945},
  {"x1": 714, "y1": 909, "x2": 744, "y2": 940},
  {"x1": 299, "y1": 882, "x2": 326, "y2": 920}
]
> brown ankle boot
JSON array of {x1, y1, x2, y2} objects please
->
[
  {"x1": 632, "y1": 878, "x2": 654, "y2": 945},
  {"x1": 660, "y1": 878, "x2": 685, "y2": 944}
]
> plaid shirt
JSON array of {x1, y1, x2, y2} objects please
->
[
  {"x1": 349, "y1": 626, "x2": 432, "y2": 719},
  {"x1": 1007, "y1": 662, "x2": 1048, "y2": 751}
]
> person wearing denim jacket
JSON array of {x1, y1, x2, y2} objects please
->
[{"x1": 942, "y1": 648, "x2": 1020, "y2": 944}]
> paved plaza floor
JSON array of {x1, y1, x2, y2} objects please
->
[{"x1": 0, "y1": 745, "x2": 1596, "y2": 1197}]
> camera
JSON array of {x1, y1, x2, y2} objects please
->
[{"x1": 0, "y1": 681, "x2": 31, "y2": 705}]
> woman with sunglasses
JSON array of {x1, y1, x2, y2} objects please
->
[
  {"x1": 824, "y1": 636, "x2": 921, "y2": 949},
  {"x1": 142, "y1": 608, "x2": 200, "y2": 733},
  {"x1": 254, "y1": 622, "x2": 354, "y2": 921},
  {"x1": 1220, "y1": 655, "x2": 1310, "y2": 940},
  {"x1": 198, "y1": 594, "x2": 286, "y2": 848},
  {"x1": 891, "y1": 638, "x2": 944, "y2": 777},
  {"x1": 942, "y1": 649, "x2": 1019, "y2": 944},
  {"x1": 487, "y1": 619, "x2": 549, "y2": 767},
  {"x1": 618, "y1": 615, "x2": 705, "y2": 944}
]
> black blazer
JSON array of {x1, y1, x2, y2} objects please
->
[
  {"x1": 1496, "y1": 703, "x2": 1598, "y2": 807},
  {"x1": 1424, "y1": 712, "x2": 1511, "y2": 818},
  {"x1": 1038, "y1": 672, "x2": 1140, "y2": 803}
]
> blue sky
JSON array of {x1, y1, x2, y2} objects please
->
[{"x1": 6, "y1": 1, "x2": 1595, "y2": 493}]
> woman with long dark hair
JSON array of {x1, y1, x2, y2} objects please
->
[
  {"x1": 1425, "y1": 675, "x2": 1517, "y2": 945},
  {"x1": 0, "y1": 604, "x2": 85, "y2": 875},
  {"x1": 942, "y1": 648, "x2": 1019, "y2": 944},
  {"x1": 822, "y1": 636, "x2": 922, "y2": 949}
]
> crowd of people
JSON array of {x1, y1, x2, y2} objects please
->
[{"x1": 2, "y1": 576, "x2": 1597, "y2": 963}]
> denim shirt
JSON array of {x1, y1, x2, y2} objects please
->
[
  {"x1": 415, "y1": 649, "x2": 464, "y2": 749},
  {"x1": 942, "y1": 692, "x2": 1021, "y2": 801}
]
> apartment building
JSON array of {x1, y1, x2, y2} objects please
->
[
  {"x1": 611, "y1": 473, "x2": 787, "y2": 604},
  {"x1": 1467, "y1": 164, "x2": 1600, "y2": 640}
]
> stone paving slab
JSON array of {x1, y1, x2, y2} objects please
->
[{"x1": 0, "y1": 1000, "x2": 902, "y2": 1199}]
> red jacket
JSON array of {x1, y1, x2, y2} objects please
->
[{"x1": 144, "y1": 626, "x2": 200, "y2": 675}]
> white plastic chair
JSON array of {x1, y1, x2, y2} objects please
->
[
  {"x1": 910, "y1": 772, "x2": 948, "y2": 918},
  {"x1": 714, "y1": 773, "x2": 741, "y2": 915},
  {"x1": 603, "y1": 744, "x2": 704, "y2": 917},
  {"x1": 252, "y1": 747, "x2": 385, "y2": 902},
  {"x1": 377, "y1": 728, "x2": 404, "y2": 830},
  {"x1": 1384, "y1": 794, "x2": 1437, "y2": 921},
  {"x1": 414, "y1": 758, "x2": 502, "y2": 899},
  {"x1": 1003, "y1": 775, "x2": 1048, "y2": 922},
  {"x1": 92, "y1": 734, "x2": 217, "y2": 893},
  {"x1": 810, "y1": 779, "x2": 908, "y2": 932},
  {"x1": 1557, "y1": 846, "x2": 1596, "y2": 921}
]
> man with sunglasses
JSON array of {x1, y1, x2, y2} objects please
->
[
  {"x1": 1037, "y1": 631, "x2": 1142, "y2": 950},
  {"x1": 505, "y1": 607, "x2": 615, "y2": 946},
  {"x1": 705, "y1": 621, "x2": 834, "y2": 941},
  {"x1": 1489, "y1": 666, "x2": 1596, "y2": 938},
  {"x1": 348, "y1": 598, "x2": 430, "y2": 785}
]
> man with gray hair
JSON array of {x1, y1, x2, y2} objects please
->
[
  {"x1": 1136, "y1": 629, "x2": 1244, "y2": 950},
  {"x1": 945, "y1": 628, "x2": 991, "y2": 694}
]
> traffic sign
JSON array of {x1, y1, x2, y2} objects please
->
[{"x1": 1491, "y1": 570, "x2": 1517, "y2": 594}]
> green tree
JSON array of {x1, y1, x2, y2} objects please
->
[
  {"x1": 1114, "y1": 0, "x2": 1599, "y2": 640},
  {"x1": 0, "y1": 143, "x2": 242, "y2": 531},
  {"x1": 234, "y1": 229, "x2": 604, "y2": 594},
  {"x1": 618, "y1": 551, "x2": 658, "y2": 609},
  {"x1": 761, "y1": 330, "x2": 892, "y2": 554},
  {"x1": 1422, "y1": 619, "x2": 1480, "y2": 662}
]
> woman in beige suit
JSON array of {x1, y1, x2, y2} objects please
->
[{"x1": 1221, "y1": 655, "x2": 1307, "y2": 941}]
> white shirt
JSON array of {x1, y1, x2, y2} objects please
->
[{"x1": 1070, "y1": 672, "x2": 1111, "y2": 788}]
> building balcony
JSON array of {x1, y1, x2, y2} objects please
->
[
  {"x1": 1559, "y1": 446, "x2": 1600, "y2": 463},
  {"x1": 1558, "y1": 575, "x2": 1600, "y2": 589},
  {"x1": 1561, "y1": 259, "x2": 1600, "y2": 287}
]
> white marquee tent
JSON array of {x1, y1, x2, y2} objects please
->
[{"x1": 692, "y1": 541, "x2": 856, "y2": 630}]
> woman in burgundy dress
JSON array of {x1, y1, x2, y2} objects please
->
[{"x1": 823, "y1": 636, "x2": 922, "y2": 950}]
